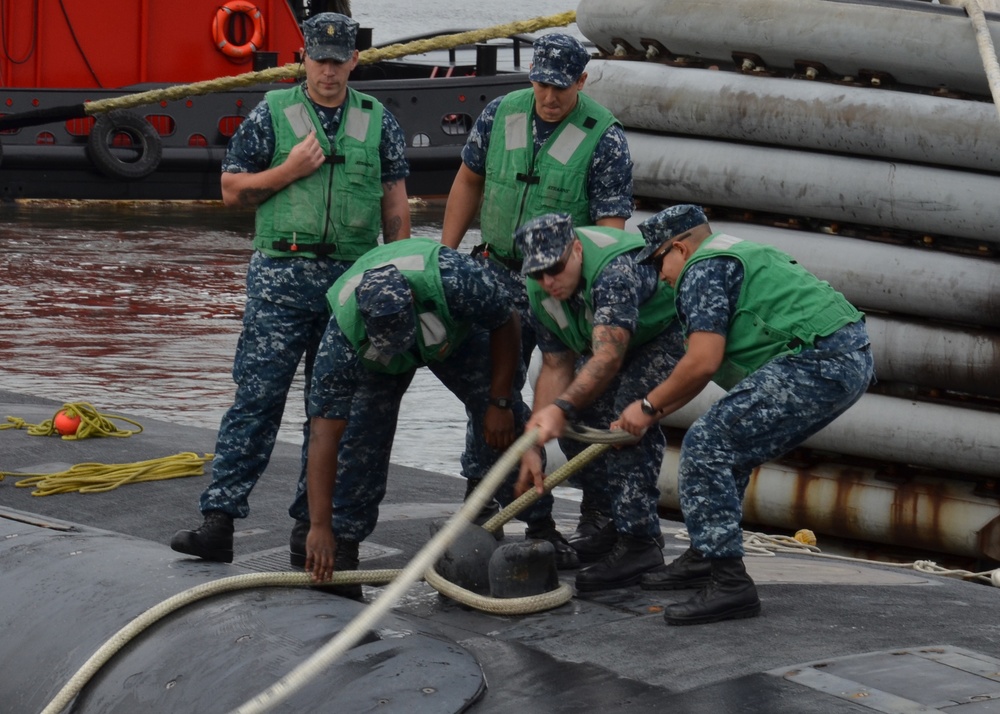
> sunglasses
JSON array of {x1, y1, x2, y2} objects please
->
[
  {"x1": 649, "y1": 241, "x2": 675, "y2": 273},
  {"x1": 527, "y1": 243, "x2": 574, "y2": 281}
]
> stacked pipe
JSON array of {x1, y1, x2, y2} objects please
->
[{"x1": 573, "y1": 0, "x2": 1000, "y2": 561}]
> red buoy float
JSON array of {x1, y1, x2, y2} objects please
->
[{"x1": 53, "y1": 410, "x2": 81, "y2": 436}]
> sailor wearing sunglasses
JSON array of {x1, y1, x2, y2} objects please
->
[{"x1": 513, "y1": 212, "x2": 685, "y2": 592}]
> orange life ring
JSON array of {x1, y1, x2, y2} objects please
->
[{"x1": 212, "y1": 1, "x2": 266, "y2": 59}]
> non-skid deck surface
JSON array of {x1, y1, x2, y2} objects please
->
[{"x1": 3, "y1": 390, "x2": 1000, "y2": 713}]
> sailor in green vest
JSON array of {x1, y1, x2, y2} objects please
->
[
  {"x1": 441, "y1": 33, "x2": 634, "y2": 545},
  {"x1": 615, "y1": 204, "x2": 874, "y2": 625},
  {"x1": 302, "y1": 238, "x2": 577, "y2": 594},
  {"x1": 512, "y1": 213, "x2": 686, "y2": 592},
  {"x1": 171, "y1": 12, "x2": 411, "y2": 568}
]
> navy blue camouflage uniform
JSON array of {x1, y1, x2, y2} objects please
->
[
  {"x1": 461, "y1": 99, "x2": 634, "y2": 379},
  {"x1": 534, "y1": 255, "x2": 685, "y2": 542},
  {"x1": 676, "y1": 259, "x2": 874, "y2": 558},
  {"x1": 309, "y1": 249, "x2": 550, "y2": 542},
  {"x1": 199, "y1": 89, "x2": 409, "y2": 522}
]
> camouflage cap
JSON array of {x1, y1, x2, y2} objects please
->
[
  {"x1": 355, "y1": 265, "x2": 416, "y2": 356},
  {"x1": 528, "y1": 34, "x2": 590, "y2": 89},
  {"x1": 302, "y1": 12, "x2": 358, "y2": 63},
  {"x1": 516, "y1": 213, "x2": 576, "y2": 276},
  {"x1": 636, "y1": 204, "x2": 709, "y2": 263}
]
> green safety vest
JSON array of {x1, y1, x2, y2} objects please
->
[
  {"x1": 253, "y1": 85, "x2": 385, "y2": 260},
  {"x1": 479, "y1": 88, "x2": 618, "y2": 261},
  {"x1": 526, "y1": 226, "x2": 676, "y2": 355},
  {"x1": 678, "y1": 233, "x2": 864, "y2": 389},
  {"x1": 329, "y1": 238, "x2": 471, "y2": 374}
]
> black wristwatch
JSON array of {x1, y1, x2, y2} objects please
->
[
  {"x1": 641, "y1": 397, "x2": 658, "y2": 416},
  {"x1": 488, "y1": 396, "x2": 513, "y2": 409},
  {"x1": 553, "y1": 398, "x2": 578, "y2": 422}
]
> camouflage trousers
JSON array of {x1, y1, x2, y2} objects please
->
[
  {"x1": 680, "y1": 344, "x2": 875, "y2": 558},
  {"x1": 477, "y1": 254, "x2": 535, "y2": 387},
  {"x1": 326, "y1": 328, "x2": 552, "y2": 543},
  {"x1": 558, "y1": 329, "x2": 682, "y2": 541},
  {"x1": 199, "y1": 296, "x2": 333, "y2": 521}
]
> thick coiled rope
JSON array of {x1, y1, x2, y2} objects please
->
[
  {"x1": 38, "y1": 570, "x2": 398, "y2": 714},
  {"x1": 427, "y1": 430, "x2": 636, "y2": 610},
  {"x1": 41, "y1": 425, "x2": 633, "y2": 714},
  {"x1": 228, "y1": 429, "x2": 636, "y2": 713},
  {"x1": 86, "y1": 11, "x2": 577, "y2": 117},
  {"x1": 224, "y1": 428, "x2": 541, "y2": 714}
]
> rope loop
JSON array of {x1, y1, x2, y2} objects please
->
[
  {"x1": 671, "y1": 528, "x2": 1000, "y2": 586},
  {"x1": 2, "y1": 453, "x2": 212, "y2": 496},
  {"x1": 0, "y1": 401, "x2": 143, "y2": 439}
]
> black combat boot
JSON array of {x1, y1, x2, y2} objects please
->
[
  {"x1": 170, "y1": 511, "x2": 234, "y2": 563},
  {"x1": 572, "y1": 521, "x2": 665, "y2": 564},
  {"x1": 574, "y1": 491, "x2": 611, "y2": 539},
  {"x1": 662, "y1": 557, "x2": 761, "y2": 626},
  {"x1": 573, "y1": 509, "x2": 610, "y2": 540},
  {"x1": 640, "y1": 546, "x2": 712, "y2": 590},
  {"x1": 525, "y1": 518, "x2": 580, "y2": 570},
  {"x1": 574, "y1": 534, "x2": 664, "y2": 592},
  {"x1": 569, "y1": 520, "x2": 618, "y2": 563},
  {"x1": 289, "y1": 519, "x2": 309, "y2": 568},
  {"x1": 464, "y1": 478, "x2": 504, "y2": 540},
  {"x1": 292, "y1": 525, "x2": 364, "y2": 601}
]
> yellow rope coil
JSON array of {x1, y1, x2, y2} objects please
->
[
  {"x1": 2, "y1": 453, "x2": 212, "y2": 496},
  {"x1": 1, "y1": 401, "x2": 143, "y2": 440},
  {"x1": 87, "y1": 11, "x2": 577, "y2": 116}
]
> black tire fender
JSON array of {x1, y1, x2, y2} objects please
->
[{"x1": 86, "y1": 110, "x2": 162, "y2": 180}]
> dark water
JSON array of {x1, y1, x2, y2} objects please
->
[
  {"x1": 0, "y1": 199, "x2": 481, "y2": 475},
  {"x1": 0, "y1": 0, "x2": 575, "y2": 473}
]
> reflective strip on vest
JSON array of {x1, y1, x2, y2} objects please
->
[
  {"x1": 336, "y1": 253, "x2": 429, "y2": 306},
  {"x1": 283, "y1": 103, "x2": 315, "y2": 138},
  {"x1": 541, "y1": 295, "x2": 569, "y2": 330},
  {"x1": 547, "y1": 123, "x2": 586, "y2": 165},
  {"x1": 576, "y1": 226, "x2": 620, "y2": 248},
  {"x1": 344, "y1": 106, "x2": 371, "y2": 142},
  {"x1": 418, "y1": 312, "x2": 448, "y2": 346},
  {"x1": 702, "y1": 234, "x2": 744, "y2": 252},
  {"x1": 505, "y1": 112, "x2": 529, "y2": 151}
]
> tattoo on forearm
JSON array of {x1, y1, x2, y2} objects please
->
[
  {"x1": 592, "y1": 328, "x2": 630, "y2": 362},
  {"x1": 383, "y1": 215, "x2": 402, "y2": 242},
  {"x1": 565, "y1": 328, "x2": 629, "y2": 405},
  {"x1": 239, "y1": 187, "x2": 277, "y2": 206}
]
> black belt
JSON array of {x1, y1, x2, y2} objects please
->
[
  {"x1": 473, "y1": 244, "x2": 522, "y2": 272},
  {"x1": 271, "y1": 240, "x2": 338, "y2": 255}
]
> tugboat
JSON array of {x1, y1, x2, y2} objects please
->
[{"x1": 0, "y1": 0, "x2": 536, "y2": 200}]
